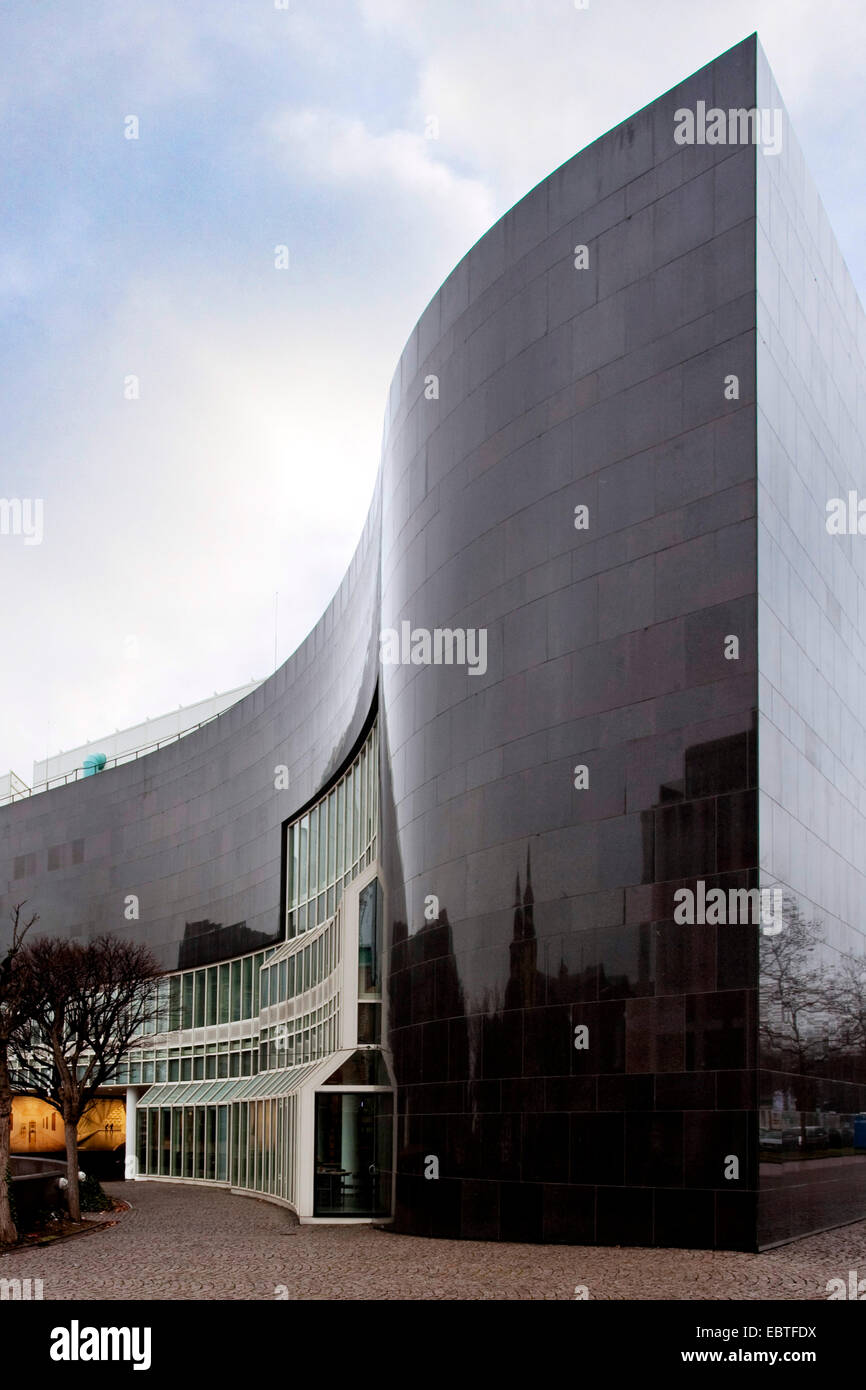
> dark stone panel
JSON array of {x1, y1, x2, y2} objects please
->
[
  {"x1": 716, "y1": 1190, "x2": 757, "y2": 1252},
  {"x1": 654, "y1": 1190, "x2": 716, "y2": 1249},
  {"x1": 542, "y1": 1184, "x2": 596, "y2": 1244},
  {"x1": 570, "y1": 1113, "x2": 625, "y2": 1185},
  {"x1": 500, "y1": 1181, "x2": 544, "y2": 1243},
  {"x1": 683, "y1": 1111, "x2": 750, "y2": 1189},
  {"x1": 626, "y1": 1113, "x2": 684, "y2": 1187},
  {"x1": 544, "y1": 1076, "x2": 596, "y2": 1112},
  {"x1": 655, "y1": 1072, "x2": 716, "y2": 1110},
  {"x1": 685, "y1": 990, "x2": 751, "y2": 1071},
  {"x1": 598, "y1": 1074, "x2": 654, "y2": 1111},
  {"x1": 460, "y1": 1180, "x2": 500, "y2": 1240},
  {"x1": 597, "y1": 1186, "x2": 653, "y2": 1246},
  {"x1": 482, "y1": 1113, "x2": 522, "y2": 1181},
  {"x1": 429, "y1": 1178, "x2": 462, "y2": 1239},
  {"x1": 523, "y1": 1114, "x2": 570, "y2": 1184}
]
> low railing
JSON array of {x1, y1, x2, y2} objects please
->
[
  {"x1": 7, "y1": 1156, "x2": 67, "y2": 1226},
  {"x1": 0, "y1": 708, "x2": 228, "y2": 807}
]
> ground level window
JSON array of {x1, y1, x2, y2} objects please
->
[{"x1": 314, "y1": 1092, "x2": 392, "y2": 1217}]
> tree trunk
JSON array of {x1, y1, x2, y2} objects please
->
[
  {"x1": 64, "y1": 1115, "x2": 81, "y2": 1222},
  {"x1": 0, "y1": 1050, "x2": 17, "y2": 1244}
]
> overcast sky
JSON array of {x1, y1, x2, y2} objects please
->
[{"x1": 1, "y1": 0, "x2": 864, "y2": 782}]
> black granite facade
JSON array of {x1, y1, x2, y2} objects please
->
[
  {"x1": 2, "y1": 34, "x2": 864, "y2": 1249},
  {"x1": 379, "y1": 35, "x2": 761, "y2": 1251}
]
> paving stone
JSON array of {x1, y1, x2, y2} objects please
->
[{"x1": 0, "y1": 1182, "x2": 862, "y2": 1300}]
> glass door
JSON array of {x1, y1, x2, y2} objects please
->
[{"x1": 313, "y1": 1092, "x2": 393, "y2": 1216}]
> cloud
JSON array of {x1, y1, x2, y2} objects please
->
[
  {"x1": 266, "y1": 106, "x2": 494, "y2": 232},
  {"x1": 3, "y1": 0, "x2": 865, "y2": 781}
]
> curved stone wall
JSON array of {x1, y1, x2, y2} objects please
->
[{"x1": 379, "y1": 36, "x2": 760, "y2": 1246}]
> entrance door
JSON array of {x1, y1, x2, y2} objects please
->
[{"x1": 313, "y1": 1092, "x2": 392, "y2": 1216}]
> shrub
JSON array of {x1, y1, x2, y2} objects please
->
[{"x1": 79, "y1": 1172, "x2": 112, "y2": 1213}]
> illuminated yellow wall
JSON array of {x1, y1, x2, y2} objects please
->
[{"x1": 10, "y1": 1096, "x2": 126, "y2": 1153}]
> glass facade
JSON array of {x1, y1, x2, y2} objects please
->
[
  {"x1": 286, "y1": 723, "x2": 378, "y2": 937},
  {"x1": 111, "y1": 948, "x2": 272, "y2": 1086},
  {"x1": 134, "y1": 725, "x2": 392, "y2": 1217}
]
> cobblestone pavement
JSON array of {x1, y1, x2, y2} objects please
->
[{"x1": 1, "y1": 1182, "x2": 864, "y2": 1300}]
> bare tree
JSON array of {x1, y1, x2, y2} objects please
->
[
  {"x1": 830, "y1": 950, "x2": 866, "y2": 1061},
  {"x1": 12, "y1": 935, "x2": 158, "y2": 1222},
  {"x1": 759, "y1": 902, "x2": 837, "y2": 1076},
  {"x1": 0, "y1": 903, "x2": 38, "y2": 1244}
]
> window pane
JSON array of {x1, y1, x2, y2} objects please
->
[
  {"x1": 147, "y1": 1110, "x2": 158, "y2": 1174},
  {"x1": 171, "y1": 1109, "x2": 182, "y2": 1176},
  {"x1": 194, "y1": 971, "x2": 205, "y2": 1028},
  {"x1": 205, "y1": 1108, "x2": 216, "y2": 1181},
  {"x1": 182, "y1": 972, "x2": 194, "y2": 1030},
  {"x1": 217, "y1": 1107, "x2": 228, "y2": 1182},
  {"x1": 252, "y1": 954, "x2": 261, "y2": 1015},
  {"x1": 195, "y1": 1108, "x2": 205, "y2": 1180},
  {"x1": 206, "y1": 967, "x2": 218, "y2": 1026},
  {"x1": 318, "y1": 798, "x2": 328, "y2": 893},
  {"x1": 298, "y1": 814, "x2": 309, "y2": 901},
  {"x1": 336, "y1": 781, "x2": 345, "y2": 879},
  {"x1": 358, "y1": 877, "x2": 380, "y2": 992},
  {"x1": 287, "y1": 825, "x2": 296, "y2": 908},
  {"x1": 230, "y1": 960, "x2": 241, "y2": 1021},
  {"x1": 160, "y1": 1110, "x2": 171, "y2": 1175},
  {"x1": 344, "y1": 769, "x2": 353, "y2": 869},
  {"x1": 218, "y1": 964, "x2": 230, "y2": 1024},
  {"x1": 327, "y1": 791, "x2": 336, "y2": 884},
  {"x1": 169, "y1": 975, "x2": 182, "y2": 1032},
  {"x1": 308, "y1": 807, "x2": 319, "y2": 900},
  {"x1": 359, "y1": 747, "x2": 367, "y2": 852},
  {"x1": 242, "y1": 956, "x2": 253, "y2": 1018}
]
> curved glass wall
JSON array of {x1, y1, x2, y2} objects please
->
[{"x1": 285, "y1": 723, "x2": 378, "y2": 937}]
